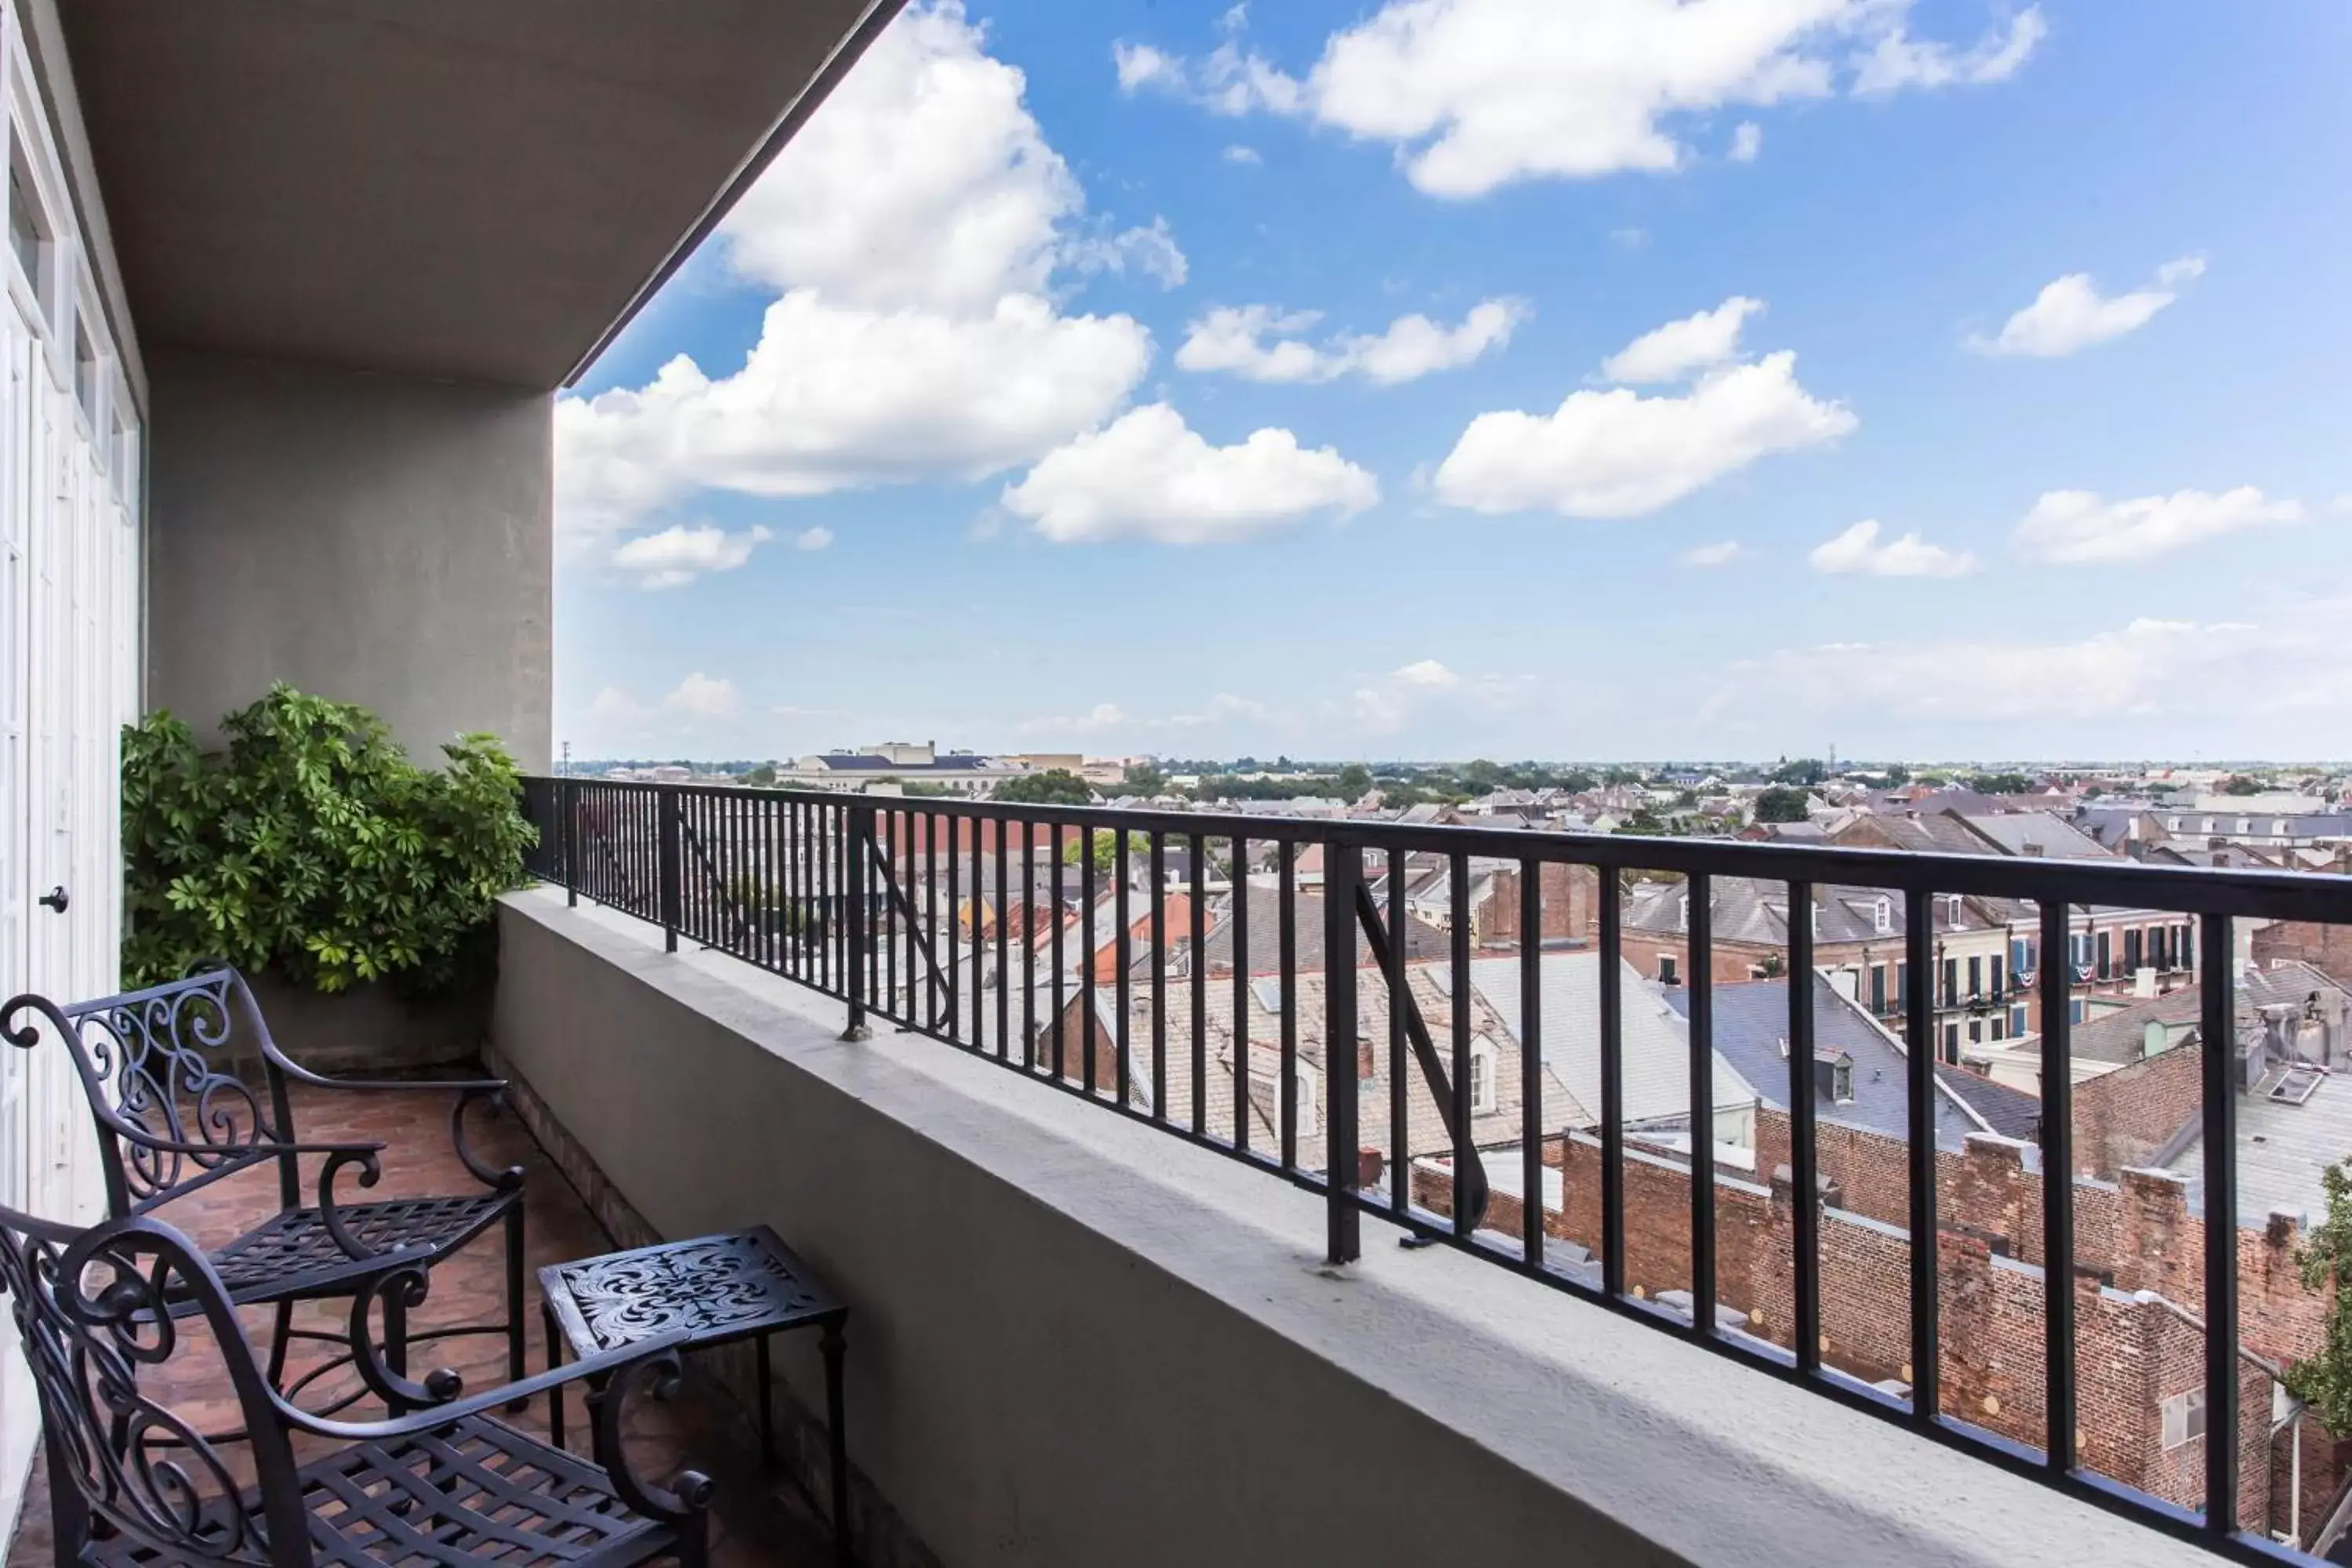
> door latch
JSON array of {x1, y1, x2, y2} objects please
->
[{"x1": 37, "y1": 885, "x2": 67, "y2": 913}]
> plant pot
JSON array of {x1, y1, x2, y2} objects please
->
[{"x1": 241, "y1": 964, "x2": 492, "y2": 1076}]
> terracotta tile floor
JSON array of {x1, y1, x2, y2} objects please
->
[{"x1": 7, "y1": 1075, "x2": 840, "y2": 1566}]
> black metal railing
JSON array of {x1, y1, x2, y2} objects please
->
[{"x1": 517, "y1": 775, "x2": 2352, "y2": 1564}]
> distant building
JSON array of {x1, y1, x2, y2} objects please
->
[{"x1": 775, "y1": 740, "x2": 1031, "y2": 796}]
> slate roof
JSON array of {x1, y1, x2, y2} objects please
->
[
  {"x1": 1664, "y1": 973, "x2": 1993, "y2": 1149},
  {"x1": 1623, "y1": 878, "x2": 1994, "y2": 946},
  {"x1": 1951, "y1": 811, "x2": 2111, "y2": 860},
  {"x1": 1202, "y1": 882, "x2": 1448, "y2": 975},
  {"x1": 1464, "y1": 954, "x2": 1758, "y2": 1130}
]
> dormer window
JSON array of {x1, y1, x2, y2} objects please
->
[
  {"x1": 1872, "y1": 896, "x2": 1892, "y2": 935},
  {"x1": 1941, "y1": 894, "x2": 1963, "y2": 927}
]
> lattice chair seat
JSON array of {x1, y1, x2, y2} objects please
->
[
  {"x1": 2, "y1": 966, "x2": 534, "y2": 1410},
  {"x1": 0, "y1": 1204, "x2": 714, "y2": 1568},
  {"x1": 211, "y1": 1193, "x2": 516, "y2": 1300},
  {"x1": 83, "y1": 1414, "x2": 677, "y2": 1568}
]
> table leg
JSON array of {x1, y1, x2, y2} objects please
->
[
  {"x1": 544, "y1": 1304, "x2": 564, "y2": 1451},
  {"x1": 822, "y1": 1321, "x2": 850, "y2": 1568},
  {"x1": 756, "y1": 1332, "x2": 775, "y2": 1465}
]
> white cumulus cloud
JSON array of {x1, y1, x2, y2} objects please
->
[
  {"x1": 611, "y1": 522, "x2": 773, "y2": 590},
  {"x1": 1679, "y1": 539, "x2": 1748, "y2": 568},
  {"x1": 794, "y1": 527, "x2": 834, "y2": 551},
  {"x1": 2012, "y1": 486, "x2": 2303, "y2": 564},
  {"x1": 1600, "y1": 296, "x2": 1763, "y2": 384},
  {"x1": 557, "y1": 3, "x2": 1167, "y2": 545},
  {"x1": 665, "y1": 673, "x2": 742, "y2": 721},
  {"x1": 1117, "y1": 1, "x2": 2045, "y2": 198},
  {"x1": 1002, "y1": 404, "x2": 1378, "y2": 545},
  {"x1": 1970, "y1": 256, "x2": 2205, "y2": 358},
  {"x1": 1177, "y1": 299, "x2": 1526, "y2": 385},
  {"x1": 1808, "y1": 518, "x2": 1977, "y2": 578},
  {"x1": 1222, "y1": 143, "x2": 1263, "y2": 165},
  {"x1": 1853, "y1": 7, "x2": 2047, "y2": 96},
  {"x1": 1703, "y1": 598, "x2": 2352, "y2": 736},
  {"x1": 1434, "y1": 351, "x2": 1854, "y2": 518},
  {"x1": 1392, "y1": 659, "x2": 1461, "y2": 688},
  {"x1": 1729, "y1": 122, "x2": 1764, "y2": 162}
]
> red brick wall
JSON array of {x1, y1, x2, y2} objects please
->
[
  {"x1": 2254, "y1": 920, "x2": 2352, "y2": 989},
  {"x1": 1412, "y1": 1132, "x2": 2314, "y2": 1531},
  {"x1": 1479, "y1": 862, "x2": 1599, "y2": 948},
  {"x1": 2071, "y1": 1044, "x2": 2201, "y2": 1180}
]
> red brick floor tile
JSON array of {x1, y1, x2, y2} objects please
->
[{"x1": 5, "y1": 1076, "x2": 838, "y2": 1566}]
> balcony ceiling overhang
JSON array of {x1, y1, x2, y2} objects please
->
[{"x1": 59, "y1": 0, "x2": 898, "y2": 390}]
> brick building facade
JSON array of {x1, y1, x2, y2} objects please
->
[{"x1": 1413, "y1": 1117, "x2": 2337, "y2": 1540}]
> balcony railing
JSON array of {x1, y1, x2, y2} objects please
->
[{"x1": 518, "y1": 775, "x2": 2352, "y2": 1565}]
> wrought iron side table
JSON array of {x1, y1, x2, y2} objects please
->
[{"x1": 541, "y1": 1225, "x2": 851, "y2": 1566}]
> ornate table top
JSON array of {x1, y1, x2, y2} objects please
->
[{"x1": 539, "y1": 1225, "x2": 844, "y2": 1356}]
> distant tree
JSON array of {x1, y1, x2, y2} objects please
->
[
  {"x1": 1619, "y1": 807, "x2": 1668, "y2": 836},
  {"x1": 2222, "y1": 774, "x2": 2268, "y2": 797},
  {"x1": 1753, "y1": 786, "x2": 1811, "y2": 823},
  {"x1": 1882, "y1": 764, "x2": 1911, "y2": 786},
  {"x1": 1969, "y1": 771, "x2": 2033, "y2": 795},
  {"x1": 1672, "y1": 788, "x2": 1700, "y2": 808},
  {"x1": 2288, "y1": 1160, "x2": 2352, "y2": 1435},
  {"x1": 2083, "y1": 782, "x2": 2107, "y2": 798},
  {"x1": 1601, "y1": 766, "x2": 1640, "y2": 786},
  {"x1": 1063, "y1": 828, "x2": 1148, "y2": 873},
  {"x1": 994, "y1": 768, "x2": 1094, "y2": 806},
  {"x1": 736, "y1": 763, "x2": 777, "y2": 786},
  {"x1": 1122, "y1": 760, "x2": 1167, "y2": 794},
  {"x1": 1559, "y1": 769, "x2": 1598, "y2": 793},
  {"x1": 1769, "y1": 757, "x2": 1828, "y2": 786},
  {"x1": 1335, "y1": 762, "x2": 1374, "y2": 801},
  {"x1": 1464, "y1": 758, "x2": 1505, "y2": 792}
]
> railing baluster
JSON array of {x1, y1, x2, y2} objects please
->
[
  {"x1": 1233, "y1": 834, "x2": 1250, "y2": 1153},
  {"x1": 995, "y1": 822, "x2": 1010, "y2": 1062},
  {"x1": 1906, "y1": 887, "x2": 1939, "y2": 1425},
  {"x1": 2200, "y1": 910, "x2": 2238, "y2": 1535},
  {"x1": 658, "y1": 788, "x2": 681, "y2": 954},
  {"x1": 1387, "y1": 847, "x2": 1407, "y2": 1212},
  {"x1": 1450, "y1": 850, "x2": 1471, "y2": 1239},
  {"x1": 1082, "y1": 824, "x2": 1098, "y2": 1094},
  {"x1": 1279, "y1": 838, "x2": 1298, "y2": 1168},
  {"x1": 946, "y1": 811, "x2": 961, "y2": 1040},
  {"x1": 842, "y1": 800, "x2": 870, "y2": 1040},
  {"x1": 1688, "y1": 871, "x2": 1715, "y2": 1335},
  {"x1": 1151, "y1": 830, "x2": 1167, "y2": 1118},
  {"x1": 1190, "y1": 835, "x2": 1207, "y2": 1137},
  {"x1": 1051, "y1": 819, "x2": 1067, "y2": 1082},
  {"x1": 1599, "y1": 871, "x2": 1624, "y2": 1296},
  {"x1": 1519, "y1": 858, "x2": 1542, "y2": 1268},
  {"x1": 1326, "y1": 837, "x2": 1362, "y2": 1264},
  {"x1": 1117, "y1": 828, "x2": 1132, "y2": 1106},
  {"x1": 2039, "y1": 898, "x2": 2076, "y2": 1473},
  {"x1": 972, "y1": 817, "x2": 985, "y2": 1049},
  {"x1": 1022, "y1": 824, "x2": 1037, "y2": 1071},
  {"x1": 1788, "y1": 877, "x2": 1820, "y2": 1375}
]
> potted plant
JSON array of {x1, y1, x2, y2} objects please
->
[{"x1": 121, "y1": 684, "x2": 535, "y2": 1072}]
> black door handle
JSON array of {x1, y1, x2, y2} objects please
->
[{"x1": 37, "y1": 886, "x2": 66, "y2": 913}]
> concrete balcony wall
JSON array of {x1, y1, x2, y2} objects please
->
[
  {"x1": 145, "y1": 350, "x2": 551, "y2": 769},
  {"x1": 490, "y1": 888, "x2": 2218, "y2": 1568}
]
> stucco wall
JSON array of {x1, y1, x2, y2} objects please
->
[
  {"x1": 490, "y1": 888, "x2": 2219, "y2": 1568},
  {"x1": 145, "y1": 350, "x2": 551, "y2": 769}
]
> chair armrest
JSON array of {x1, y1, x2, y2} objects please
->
[
  {"x1": 265, "y1": 1058, "x2": 508, "y2": 1098},
  {"x1": 274, "y1": 1328, "x2": 691, "y2": 1442},
  {"x1": 263, "y1": 1055, "x2": 523, "y2": 1192}
]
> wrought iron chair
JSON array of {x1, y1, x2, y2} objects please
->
[
  {"x1": 0, "y1": 1198, "x2": 713, "y2": 1566},
  {"x1": 0, "y1": 965, "x2": 528, "y2": 1412}
]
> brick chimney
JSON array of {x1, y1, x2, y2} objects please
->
[{"x1": 1356, "y1": 1148, "x2": 1385, "y2": 1190}]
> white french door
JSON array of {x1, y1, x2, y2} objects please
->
[{"x1": 0, "y1": 277, "x2": 134, "y2": 1528}]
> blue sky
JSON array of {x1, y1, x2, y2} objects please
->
[{"x1": 557, "y1": 1, "x2": 2352, "y2": 765}]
